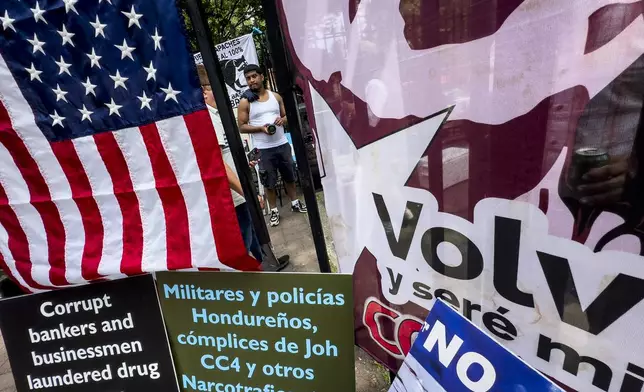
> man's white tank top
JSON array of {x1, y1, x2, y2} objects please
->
[{"x1": 249, "y1": 91, "x2": 288, "y2": 149}]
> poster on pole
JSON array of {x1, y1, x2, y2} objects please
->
[
  {"x1": 277, "y1": 0, "x2": 644, "y2": 391},
  {"x1": 390, "y1": 300, "x2": 563, "y2": 392},
  {"x1": 0, "y1": 275, "x2": 179, "y2": 391},
  {"x1": 155, "y1": 271, "x2": 355, "y2": 392},
  {"x1": 194, "y1": 34, "x2": 259, "y2": 108}
]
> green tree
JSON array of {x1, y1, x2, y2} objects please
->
[{"x1": 178, "y1": 0, "x2": 266, "y2": 51}]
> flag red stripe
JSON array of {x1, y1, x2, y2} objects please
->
[
  {"x1": 0, "y1": 183, "x2": 50, "y2": 290},
  {"x1": 0, "y1": 105, "x2": 68, "y2": 286},
  {"x1": 50, "y1": 140, "x2": 104, "y2": 281},
  {"x1": 139, "y1": 124, "x2": 192, "y2": 270},
  {"x1": 93, "y1": 132, "x2": 143, "y2": 275},
  {"x1": 183, "y1": 111, "x2": 259, "y2": 271}
]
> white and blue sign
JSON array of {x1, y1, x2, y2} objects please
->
[{"x1": 390, "y1": 300, "x2": 564, "y2": 392}]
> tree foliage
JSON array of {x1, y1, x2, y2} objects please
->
[{"x1": 178, "y1": 0, "x2": 266, "y2": 51}]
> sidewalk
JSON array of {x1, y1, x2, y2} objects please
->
[
  {"x1": 0, "y1": 332, "x2": 14, "y2": 392},
  {"x1": 267, "y1": 202, "x2": 318, "y2": 273}
]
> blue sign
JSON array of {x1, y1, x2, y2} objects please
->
[{"x1": 390, "y1": 300, "x2": 564, "y2": 392}]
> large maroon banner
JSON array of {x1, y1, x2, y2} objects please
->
[{"x1": 277, "y1": 1, "x2": 644, "y2": 391}]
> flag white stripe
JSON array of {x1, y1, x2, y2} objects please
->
[
  {"x1": 113, "y1": 127, "x2": 167, "y2": 273},
  {"x1": 0, "y1": 56, "x2": 87, "y2": 285},
  {"x1": 156, "y1": 117, "x2": 202, "y2": 185},
  {"x1": 0, "y1": 144, "x2": 30, "y2": 205},
  {"x1": 104, "y1": 273, "x2": 129, "y2": 281},
  {"x1": 156, "y1": 117, "x2": 222, "y2": 269},
  {"x1": 72, "y1": 136, "x2": 124, "y2": 277},
  {"x1": 58, "y1": 198, "x2": 85, "y2": 285},
  {"x1": 0, "y1": 143, "x2": 51, "y2": 287}
]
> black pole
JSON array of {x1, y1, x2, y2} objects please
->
[
  {"x1": 183, "y1": 0, "x2": 273, "y2": 251},
  {"x1": 260, "y1": 0, "x2": 332, "y2": 273},
  {"x1": 252, "y1": 30, "x2": 277, "y2": 93},
  {"x1": 262, "y1": 35, "x2": 277, "y2": 90}
]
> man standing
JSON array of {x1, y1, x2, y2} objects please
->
[
  {"x1": 197, "y1": 65, "x2": 291, "y2": 270},
  {"x1": 238, "y1": 65, "x2": 307, "y2": 227}
]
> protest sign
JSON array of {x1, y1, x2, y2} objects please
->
[
  {"x1": 390, "y1": 300, "x2": 563, "y2": 392},
  {"x1": 194, "y1": 52, "x2": 203, "y2": 65},
  {"x1": 193, "y1": 34, "x2": 259, "y2": 108},
  {"x1": 155, "y1": 271, "x2": 355, "y2": 392},
  {"x1": 0, "y1": 274, "x2": 179, "y2": 391},
  {"x1": 279, "y1": 1, "x2": 644, "y2": 390}
]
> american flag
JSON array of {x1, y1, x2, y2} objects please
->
[{"x1": 0, "y1": 0, "x2": 257, "y2": 293}]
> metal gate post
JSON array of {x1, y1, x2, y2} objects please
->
[{"x1": 259, "y1": 0, "x2": 332, "y2": 273}]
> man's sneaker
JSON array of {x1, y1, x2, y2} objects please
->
[
  {"x1": 276, "y1": 255, "x2": 290, "y2": 271},
  {"x1": 261, "y1": 254, "x2": 290, "y2": 272},
  {"x1": 269, "y1": 209, "x2": 280, "y2": 227},
  {"x1": 291, "y1": 200, "x2": 308, "y2": 213}
]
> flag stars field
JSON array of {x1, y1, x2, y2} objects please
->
[
  {"x1": 0, "y1": 0, "x2": 176, "y2": 131},
  {"x1": 0, "y1": 0, "x2": 250, "y2": 293}
]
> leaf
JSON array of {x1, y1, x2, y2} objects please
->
[{"x1": 178, "y1": 0, "x2": 266, "y2": 51}]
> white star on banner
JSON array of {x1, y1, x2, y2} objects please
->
[
  {"x1": 57, "y1": 25, "x2": 75, "y2": 47},
  {"x1": 110, "y1": 70, "x2": 128, "y2": 90},
  {"x1": 52, "y1": 84, "x2": 68, "y2": 102},
  {"x1": 63, "y1": 0, "x2": 79, "y2": 15},
  {"x1": 98, "y1": 0, "x2": 112, "y2": 4},
  {"x1": 82, "y1": 77, "x2": 97, "y2": 96},
  {"x1": 161, "y1": 83, "x2": 180, "y2": 102},
  {"x1": 27, "y1": 33, "x2": 46, "y2": 55},
  {"x1": 50, "y1": 110, "x2": 65, "y2": 127},
  {"x1": 86, "y1": 48, "x2": 102, "y2": 69},
  {"x1": 307, "y1": 84, "x2": 452, "y2": 278},
  {"x1": 55, "y1": 56, "x2": 72, "y2": 76},
  {"x1": 121, "y1": 6, "x2": 142, "y2": 29},
  {"x1": 90, "y1": 15, "x2": 107, "y2": 38},
  {"x1": 151, "y1": 28, "x2": 162, "y2": 51},
  {"x1": 0, "y1": 11, "x2": 16, "y2": 32},
  {"x1": 143, "y1": 61, "x2": 156, "y2": 81},
  {"x1": 79, "y1": 105, "x2": 93, "y2": 122},
  {"x1": 138, "y1": 91, "x2": 152, "y2": 110},
  {"x1": 106, "y1": 98, "x2": 123, "y2": 116},
  {"x1": 115, "y1": 39, "x2": 135, "y2": 61},
  {"x1": 30, "y1": 2, "x2": 48, "y2": 25},
  {"x1": 26, "y1": 63, "x2": 42, "y2": 82}
]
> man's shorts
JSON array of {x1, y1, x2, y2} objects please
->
[{"x1": 258, "y1": 143, "x2": 296, "y2": 189}]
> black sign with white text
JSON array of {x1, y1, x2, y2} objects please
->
[{"x1": 0, "y1": 274, "x2": 179, "y2": 391}]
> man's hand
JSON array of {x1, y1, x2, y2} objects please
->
[
  {"x1": 249, "y1": 160, "x2": 259, "y2": 168},
  {"x1": 274, "y1": 116, "x2": 285, "y2": 127},
  {"x1": 577, "y1": 158, "x2": 629, "y2": 206},
  {"x1": 261, "y1": 125, "x2": 270, "y2": 135},
  {"x1": 258, "y1": 195, "x2": 265, "y2": 210}
]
